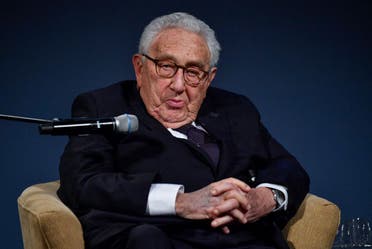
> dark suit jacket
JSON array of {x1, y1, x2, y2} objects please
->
[{"x1": 58, "y1": 80, "x2": 310, "y2": 249}]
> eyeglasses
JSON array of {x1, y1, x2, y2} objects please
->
[{"x1": 142, "y1": 54, "x2": 210, "y2": 87}]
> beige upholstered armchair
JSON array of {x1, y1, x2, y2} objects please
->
[{"x1": 17, "y1": 180, "x2": 340, "y2": 249}]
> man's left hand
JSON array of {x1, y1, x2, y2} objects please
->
[{"x1": 243, "y1": 187, "x2": 276, "y2": 222}]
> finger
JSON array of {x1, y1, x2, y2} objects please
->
[
  {"x1": 223, "y1": 177, "x2": 251, "y2": 192},
  {"x1": 223, "y1": 190, "x2": 249, "y2": 209},
  {"x1": 214, "y1": 178, "x2": 250, "y2": 193},
  {"x1": 213, "y1": 207, "x2": 247, "y2": 225},
  {"x1": 210, "y1": 207, "x2": 247, "y2": 224},
  {"x1": 212, "y1": 198, "x2": 240, "y2": 215},
  {"x1": 245, "y1": 214, "x2": 260, "y2": 223},
  {"x1": 221, "y1": 226, "x2": 230, "y2": 234},
  {"x1": 211, "y1": 182, "x2": 237, "y2": 196},
  {"x1": 245, "y1": 212, "x2": 259, "y2": 222},
  {"x1": 211, "y1": 215, "x2": 234, "y2": 228},
  {"x1": 211, "y1": 181, "x2": 250, "y2": 197},
  {"x1": 229, "y1": 208, "x2": 247, "y2": 224},
  {"x1": 244, "y1": 207, "x2": 262, "y2": 223},
  {"x1": 206, "y1": 206, "x2": 218, "y2": 219}
]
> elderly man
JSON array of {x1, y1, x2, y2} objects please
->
[{"x1": 58, "y1": 12, "x2": 309, "y2": 249}]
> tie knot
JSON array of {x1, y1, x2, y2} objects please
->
[
  {"x1": 174, "y1": 123, "x2": 192, "y2": 134},
  {"x1": 174, "y1": 123, "x2": 220, "y2": 166},
  {"x1": 175, "y1": 123, "x2": 205, "y2": 145}
]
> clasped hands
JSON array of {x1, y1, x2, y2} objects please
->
[{"x1": 175, "y1": 177, "x2": 276, "y2": 234}]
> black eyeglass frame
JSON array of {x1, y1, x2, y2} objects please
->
[{"x1": 141, "y1": 53, "x2": 210, "y2": 86}]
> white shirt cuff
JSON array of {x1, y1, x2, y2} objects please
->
[
  {"x1": 146, "y1": 183, "x2": 184, "y2": 215},
  {"x1": 257, "y1": 183, "x2": 288, "y2": 211}
]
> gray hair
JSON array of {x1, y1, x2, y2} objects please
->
[{"x1": 138, "y1": 12, "x2": 221, "y2": 67}]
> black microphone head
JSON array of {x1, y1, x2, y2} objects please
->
[{"x1": 115, "y1": 114, "x2": 138, "y2": 133}]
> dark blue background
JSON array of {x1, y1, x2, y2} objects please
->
[{"x1": 1, "y1": 1, "x2": 371, "y2": 248}]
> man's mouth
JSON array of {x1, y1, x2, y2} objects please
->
[{"x1": 166, "y1": 98, "x2": 185, "y2": 108}]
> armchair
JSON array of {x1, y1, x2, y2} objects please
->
[{"x1": 17, "y1": 180, "x2": 340, "y2": 249}]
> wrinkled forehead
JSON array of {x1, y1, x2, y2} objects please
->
[{"x1": 149, "y1": 28, "x2": 211, "y2": 66}]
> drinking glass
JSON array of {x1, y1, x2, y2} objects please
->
[
  {"x1": 333, "y1": 221, "x2": 352, "y2": 248},
  {"x1": 348, "y1": 218, "x2": 372, "y2": 247}
]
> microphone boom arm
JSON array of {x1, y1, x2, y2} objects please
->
[{"x1": 0, "y1": 114, "x2": 52, "y2": 124}]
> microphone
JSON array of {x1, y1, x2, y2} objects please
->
[{"x1": 39, "y1": 114, "x2": 139, "y2": 135}]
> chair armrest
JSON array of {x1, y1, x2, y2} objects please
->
[
  {"x1": 17, "y1": 180, "x2": 84, "y2": 249},
  {"x1": 283, "y1": 193, "x2": 341, "y2": 249}
]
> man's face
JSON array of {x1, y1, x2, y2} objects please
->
[{"x1": 132, "y1": 28, "x2": 217, "y2": 128}]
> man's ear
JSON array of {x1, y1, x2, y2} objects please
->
[
  {"x1": 205, "y1": 67, "x2": 217, "y2": 88},
  {"x1": 132, "y1": 54, "x2": 143, "y2": 86}
]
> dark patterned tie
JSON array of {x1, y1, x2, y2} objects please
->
[{"x1": 176, "y1": 124, "x2": 220, "y2": 166}]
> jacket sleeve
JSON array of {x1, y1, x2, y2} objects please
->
[
  {"x1": 229, "y1": 94, "x2": 310, "y2": 229},
  {"x1": 57, "y1": 92, "x2": 156, "y2": 216},
  {"x1": 255, "y1": 122, "x2": 310, "y2": 228}
]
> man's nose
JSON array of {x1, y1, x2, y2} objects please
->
[{"x1": 170, "y1": 68, "x2": 186, "y2": 92}]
